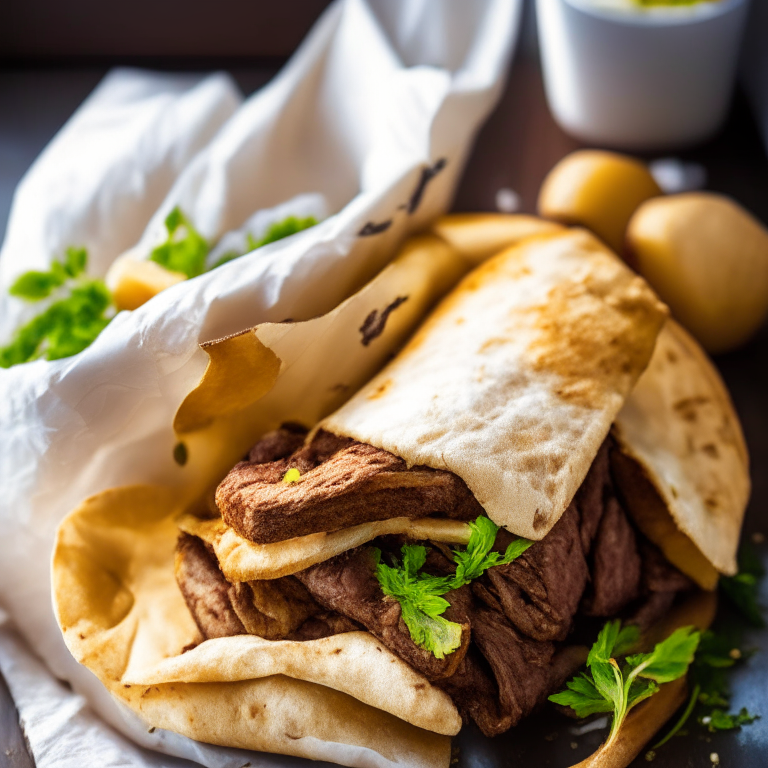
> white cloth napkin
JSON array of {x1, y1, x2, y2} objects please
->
[{"x1": 0, "y1": 1, "x2": 521, "y2": 766}]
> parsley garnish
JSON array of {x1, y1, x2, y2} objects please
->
[
  {"x1": 0, "y1": 248, "x2": 113, "y2": 367},
  {"x1": 212, "y1": 215, "x2": 318, "y2": 269},
  {"x1": 150, "y1": 207, "x2": 209, "y2": 279},
  {"x1": 720, "y1": 544, "x2": 766, "y2": 628},
  {"x1": 702, "y1": 707, "x2": 759, "y2": 732},
  {"x1": 250, "y1": 216, "x2": 317, "y2": 249},
  {"x1": 374, "y1": 516, "x2": 532, "y2": 658},
  {"x1": 652, "y1": 627, "x2": 760, "y2": 747},
  {"x1": 550, "y1": 620, "x2": 700, "y2": 750}
]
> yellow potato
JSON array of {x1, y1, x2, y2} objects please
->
[
  {"x1": 538, "y1": 149, "x2": 661, "y2": 253},
  {"x1": 431, "y1": 213, "x2": 563, "y2": 264},
  {"x1": 108, "y1": 258, "x2": 186, "y2": 312},
  {"x1": 628, "y1": 193, "x2": 768, "y2": 353}
]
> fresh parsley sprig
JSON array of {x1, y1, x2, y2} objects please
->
[
  {"x1": 213, "y1": 215, "x2": 318, "y2": 269},
  {"x1": 150, "y1": 207, "x2": 209, "y2": 279},
  {"x1": 374, "y1": 516, "x2": 533, "y2": 658},
  {"x1": 375, "y1": 546, "x2": 458, "y2": 658},
  {"x1": 550, "y1": 620, "x2": 700, "y2": 750},
  {"x1": 0, "y1": 248, "x2": 113, "y2": 367}
]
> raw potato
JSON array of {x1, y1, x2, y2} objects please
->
[
  {"x1": 538, "y1": 150, "x2": 661, "y2": 253},
  {"x1": 107, "y1": 258, "x2": 186, "y2": 311},
  {"x1": 431, "y1": 213, "x2": 563, "y2": 264},
  {"x1": 628, "y1": 193, "x2": 768, "y2": 353}
]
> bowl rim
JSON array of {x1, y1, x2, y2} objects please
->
[{"x1": 558, "y1": 0, "x2": 748, "y2": 28}]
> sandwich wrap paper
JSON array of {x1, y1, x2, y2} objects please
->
[{"x1": 0, "y1": 1, "x2": 521, "y2": 767}]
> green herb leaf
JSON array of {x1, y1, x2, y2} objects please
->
[
  {"x1": 373, "y1": 516, "x2": 530, "y2": 658},
  {"x1": 247, "y1": 216, "x2": 318, "y2": 251},
  {"x1": 212, "y1": 216, "x2": 319, "y2": 270},
  {"x1": 628, "y1": 626, "x2": 701, "y2": 684},
  {"x1": 626, "y1": 676, "x2": 660, "y2": 709},
  {"x1": 9, "y1": 269, "x2": 66, "y2": 300},
  {"x1": 64, "y1": 246, "x2": 87, "y2": 277},
  {"x1": 549, "y1": 622, "x2": 699, "y2": 751},
  {"x1": 452, "y1": 516, "x2": 532, "y2": 585},
  {"x1": 1, "y1": 247, "x2": 114, "y2": 367},
  {"x1": 150, "y1": 206, "x2": 209, "y2": 279},
  {"x1": 375, "y1": 546, "x2": 459, "y2": 659},
  {"x1": 702, "y1": 707, "x2": 760, "y2": 732},
  {"x1": 721, "y1": 543, "x2": 766, "y2": 628},
  {"x1": 721, "y1": 572, "x2": 766, "y2": 628},
  {"x1": 211, "y1": 251, "x2": 240, "y2": 269},
  {"x1": 549, "y1": 673, "x2": 614, "y2": 717},
  {"x1": 399, "y1": 597, "x2": 463, "y2": 659}
]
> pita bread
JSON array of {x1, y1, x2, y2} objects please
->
[
  {"x1": 614, "y1": 319, "x2": 750, "y2": 578},
  {"x1": 178, "y1": 513, "x2": 473, "y2": 581},
  {"x1": 52, "y1": 485, "x2": 458, "y2": 767},
  {"x1": 431, "y1": 213, "x2": 564, "y2": 264},
  {"x1": 322, "y1": 229, "x2": 668, "y2": 540}
]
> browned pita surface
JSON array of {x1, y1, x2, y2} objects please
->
[{"x1": 322, "y1": 229, "x2": 668, "y2": 540}]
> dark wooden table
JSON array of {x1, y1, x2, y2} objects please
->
[{"x1": 1, "y1": 49, "x2": 766, "y2": 768}]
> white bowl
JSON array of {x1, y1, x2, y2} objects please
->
[{"x1": 536, "y1": 0, "x2": 751, "y2": 150}]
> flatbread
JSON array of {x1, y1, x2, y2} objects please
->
[
  {"x1": 52, "y1": 485, "x2": 458, "y2": 768},
  {"x1": 431, "y1": 213, "x2": 564, "y2": 264},
  {"x1": 322, "y1": 229, "x2": 668, "y2": 540},
  {"x1": 178, "y1": 513, "x2": 473, "y2": 581},
  {"x1": 614, "y1": 320, "x2": 750, "y2": 577}
]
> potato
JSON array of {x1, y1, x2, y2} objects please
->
[
  {"x1": 538, "y1": 149, "x2": 661, "y2": 253},
  {"x1": 431, "y1": 213, "x2": 563, "y2": 264},
  {"x1": 108, "y1": 258, "x2": 186, "y2": 311},
  {"x1": 628, "y1": 193, "x2": 768, "y2": 353}
]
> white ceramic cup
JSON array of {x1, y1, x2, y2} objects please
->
[{"x1": 536, "y1": 0, "x2": 751, "y2": 150}]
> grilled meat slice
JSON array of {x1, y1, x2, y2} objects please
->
[
  {"x1": 295, "y1": 545, "x2": 471, "y2": 681},
  {"x1": 581, "y1": 495, "x2": 642, "y2": 616},
  {"x1": 228, "y1": 576, "x2": 357, "y2": 640},
  {"x1": 479, "y1": 502, "x2": 589, "y2": 642},
  {"x1": 247, "y1": 422, "x2": 308, "y2": 464},
  {"x1": 217, "y1": 428, "x2": 484, "y2": 544},
  {"x1": 175, "y1": 532, "x2": 357, "y2": 642},
  {"x1": 175, "y1": 532, "x2": 246, "y2": 639},
  {"x1": 442, "y1": 602, "x2": 587, "y2": 736},
  {"x1": 629, "y1": 541, "x2": 694, "y2": 630}
]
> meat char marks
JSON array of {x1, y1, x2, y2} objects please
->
[
  {"x1": 177, "y1": 427, "x2": 694, "y2": 738},
  {"x1": 216, "y1": 426, "x2": 484, "y2": 544}
]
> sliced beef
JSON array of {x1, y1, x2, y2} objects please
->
[
  {"x1": 479, "y1": 503, "x2": 589, "y2": 642},
  {"x1": 247, "y1": 423, "x2": 308, "y2": 464},
  {"x1": 574, "y1": 440, "x2": 612, "y2": 553},
  {"x1": 471, "y1": 442, "x2": 614, "y2": 643},
  {"x1": 229, "y1": 575, "x2": 357, "y2": 640},
  {"x1": 628, "y1": 541, "x2": 694, "y2": 631},
  {"x1": 178, "y1": 429, "x2": 698, "y2": 740},
  {"x1": 175, "y1": 532, "x2": 357, "y2": 642},
  {"x1": 435, "y1": 648, "x2": 505, "y2": 734},
  {"x1": 580, "y1": 496, "x2": 642, "y2": 616},
  {"x1": 295, "y1": 545, "x2": 471, "y2": 681},
  {"x1": 217, "y1": 428, "x2": 484, "y2": 544},
  {"x1": 175, "y1": 532, "x2": 246, "y2": 639},
  {"x1": 639, "y1": 541, "x2": 694, "y2": 594},
  {"x1": 446, "y1": 604, "x2": 588, "y2": 736}
]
